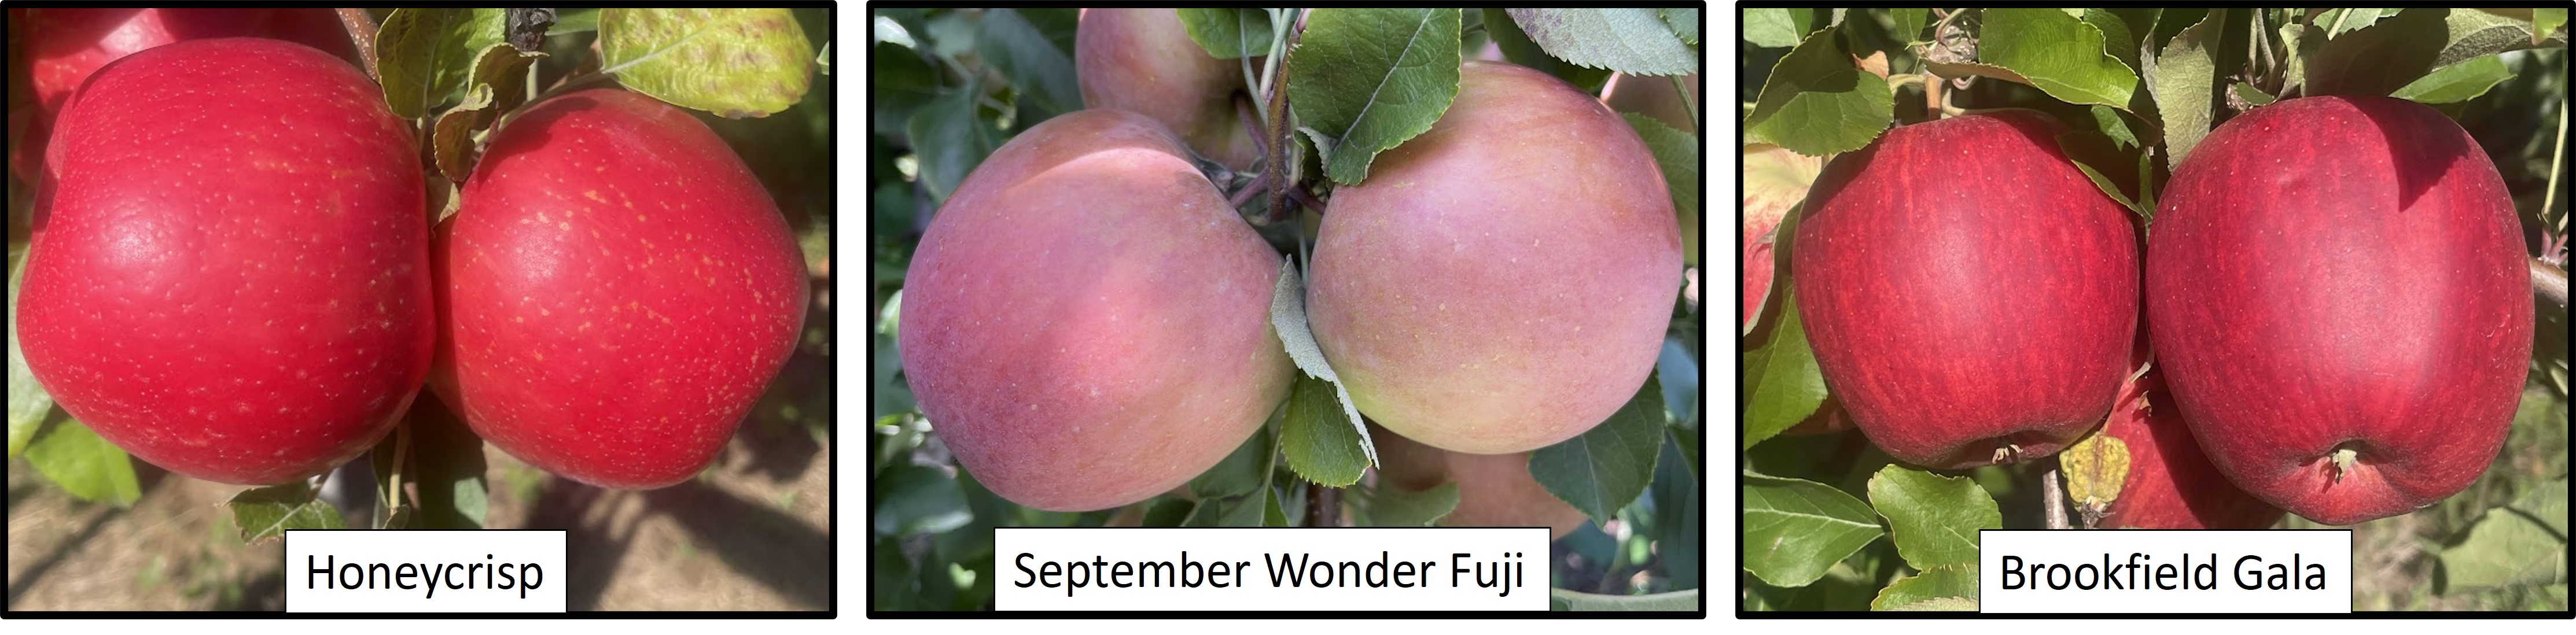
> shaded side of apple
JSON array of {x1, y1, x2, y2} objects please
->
[
  {"x1": 900, "y1": 109, "x2": 1293, "y2": 512},
  {"x1": 19, "y1": 38, "x2": 427, "y2": 485},
  {"x1": 1309, "y1": 61, "x2": 1680, "y2": 455},
  {"x1": 436, "y1": 89, "x2": 807, "y2": 490},
  {"x1": 1793, "y1": 111, "x2": 2138, "y2": 470},
  {"x1": 1074, "y1": 8, "x2": 1260, "y2": 171},
  {"x1": 2099, "y1": 369, "x2": 2285, "y2": 530},
  {"x1": 2146, "y1": 95, "x2": 2528, "y2": 526},
  {"x1": 1370, "y1": 424, "x2": 1585, "y2": 540}
]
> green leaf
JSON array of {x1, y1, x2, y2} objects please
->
[
  {"x1": 1357, "y1": 481, "x2": 1458, "y2": 527},
  {"x1": 977, "y1": 8, "x2": 1079, "y2": 118},
  {"x1": 1867, "y1": 465, "x2": 1999, "y2": 570},
  {"x1": 8, "y1": 248, "x2": 51, "y2": 457},
  {"x1": 1871, "y1": 563, "x2": 1978, "y2": 610},
  {"x1": 1502, "y1": 9, "x2": 1695, "y2": 76},
  {"x1": 601, "y1": 8, "x2": 816, "y2": 118},
  {"x1": 376, "y1": 8, "x2": 508, "y2": 119},
  {"x1": 2230, "y1": 82, "x2": 2279, "y2": 107},
  {"x1": 2147, "y1": 9, "x2": 2222, "y2": 165},
  {"x1": 1742, "y1": 290, "x2": 1827, "y2": 449},
  {"x1": 1742, "y1": 471, "x2": 1884, "y2": 587},
  {"x1": 1548, "y1": 588, "x2": 1699, "y2": 611},
  {"x1": 2089, "y1": 105, "x2": 2137, "y2": 149},
  {"x1": 1625, "y1": 113, "x2": 1699, "y2": 267},
  {"x1": 1176, "y1": 8, "x2": 1276, "y2": 60},
  {"x1": 1742, "y1": 8, "x2": 1813, "y2": 48},
  {"x1": 871, "y1": 464, "x2": 970, "y2": 537},
  {"x1": 1743, "y1": 28, "x2": 1893, "y2": 156},
  {"x1": 2437, "y1": 478, "x2": 2570, "y2": 591},
  {"x1": 229, "y1": 480, "x2": 345, "y2": 542},
  {"x1": 370, "y1": 396, "x2": 489, "y2": 529},
  {"x1": 2304, "y1": 8, "x2": 2447, "y2": 97},
  {"x1": 549, "y1": 8, "x2": 599, "y2": 35},
  {"x1": 24, "y1": 416, "x2": 141, "y2": 507},
  {"x1": 1279, "y1": 375, "x2": 1367, "y2": 487},
  {"x1": 2540, "y1": 8, "x2": 2570, "y2": 45},
  {"x1": 1290, "y1": 8, "x2": 1463, "y2": 185},
  {"x1": 1529, "y1": 375, "x2": 1665, "y2": 523},
  {"x1": 1884, "y1": 9, "x2": 1929, "y2": 45},
  {"x1": 1967, "y1": 8, "x2": 2139, "y2": 109},
  {"x1": 1651, "y1": 432, "x2": 1701, "y2": 589},
  {"x1": 2391, "y1": 54, "x2": 2515, "y2": 104},
  {"x1": 1484, "y1": 8, "x2": 1610, "y2": 93}
]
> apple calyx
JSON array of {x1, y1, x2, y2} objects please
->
[{"x1": 2328, "y1": 446, "x2": 2360, "y2": 483}]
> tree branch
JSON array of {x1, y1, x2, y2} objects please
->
[{"x1": 336, "y1": 8, "x2": 381, "y2": 83}]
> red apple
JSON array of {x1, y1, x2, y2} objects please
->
[
  {"x1": 1793, "y1": 111, "x2": 2138, "y2": 470},
  {"x1": 1075, "y1": 8, "x2": 1261, "y2": 171},
  {"x1": 1741, "y1": 142, "x2": 1822, "y2": 326},
  {"x1": 1309, "y1": 61, "x2": 1680, "y2": 455},
  {"x1": 17, "y1": 38, "x2": 428, "y2": 485},
  {"x1": 18, "y1": 8, "x2": 354, "y2": 183},
  {"x1": 434, "y1": 89, "x2": 807, "y2": 490},
  {"x1": 2097, "y1": 368, "x2": 2285, "y2": 530},
  {"x1": 2146, "y1": 95, "x2": 2529, "y2": 526},
  {"x1": 900, "y1": 109, "x2": 1293, "y2": 512}
]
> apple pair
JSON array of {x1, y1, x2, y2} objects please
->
[
  {"x1": 900, "y1": 19, "x2": 1680, "y2": 512},
  {"x1": 1793, "y1": 98, "x2": 2530, "y2": 527},
  {"x1": 17, "y1": 38, "x2": 805, "y2": 490}
]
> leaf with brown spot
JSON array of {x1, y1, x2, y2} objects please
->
[{"x1": 599, "y1": 8, "x2": 815, "y2": 118}]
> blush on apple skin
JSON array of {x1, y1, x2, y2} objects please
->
[
  {"x1": 1793, "y1": 111, "x2": 2140, "y2": 470},
  {"x1": 19, "y1": 38, "x2": 430, "y2": 485},
  {"x1": 2146, "y1": 95, "x2": 2529, "y2": 526},
  {"x1": 434, "y1": 89, "x2": 808, "y2": 491},
  {"x1": 898, "y1": 109, "x2": 1294, "y2": 512},
  {"x1": 1309, "y1": 61, "x2": 1680, "y2": 456}
]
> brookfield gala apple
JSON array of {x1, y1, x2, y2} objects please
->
[
  {"x1": 433, "y1": 89, "x2": 807, "y2": 490},
  {"x1": 2146, "y1": 95, "x2": 2530, "y2": 526},
  {"x1": 19, "y1": 38, "x2": 429, "y2": 485},
  {"x1": 1793, "y1": 111, "x2": 2139, "y2": 470}
]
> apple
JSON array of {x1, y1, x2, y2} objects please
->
[
  {"x1": 434, "y1": 89, "x2": 807, "y2": 490},
  {"x1": 17, "y1": 38, "x2": 428, "y2": 485},
  {"x1": 1309, "y1": 61, "x2": 1680, "y2": 455},
  {"x1": 1075, "y1": 7, "x2": 1261, "y2": 171},
  {"x1": 1793, "y1": 111, "x2": 2138, "y2": 470},
  {"x1": 2097, "y1": 368, "x2": 2284, "y2": 530},
  {"x1": 900, "y1": 109, "x2": 1294, "y2": 512},
  {"x1": 1370, "y1": 424, "x2": 1585, "y2": 539},
  {"x1": 19, "y1": 8, "x2": 354, "y2": 183},
  {"x1": 1741, "y1": 142, "x2": 1823, "y2": 325},
  {"x1": 2146, "y1": 95, "x2": 2529, "y2": 526}
]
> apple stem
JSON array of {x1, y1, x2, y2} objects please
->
[{"x1": 2042, "y1": 469, "x2": 2070, "y2": 529}]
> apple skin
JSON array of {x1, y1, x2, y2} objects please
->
[
  {"x1": 2098, "y1": 369, "x2": 2285, "y2": 530},
  {"x1": 17, "y1": 38, "x2": 428, "y2": 485},
  {"x1": 2146, "y1": 95, "x2": 2529, "y2": 526},
  {"x1": 1793, "y1": 111, "x2": 2138, "y2": 470},
  {"x1": 1075, "y1": 7, "x2": 1261, "y2": 171},
  {"x1": 1309, "y1": 61, "x2": 1680, "y2": 455},
  {"x1": 1370, "y1": 424, "x2": 1585, "y2": 540},
  {"x1": 433, "y1": 89, "x2": 807, "y2": 490},
  {"x1": 900, "y1": 109, "x2": 1294, "y2": 512},
  {"x1": 19, "y1": 8, "x2": 354, "y2": 184}
]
